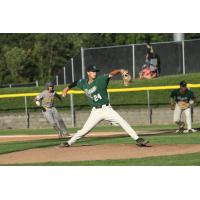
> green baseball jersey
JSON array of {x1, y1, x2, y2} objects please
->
[
  {"x1": 170, "y1": 89, "x2": 194, "y2": 103},
  {"x1": 76, "y1": 74, "x2": 110, "y2": 107}
]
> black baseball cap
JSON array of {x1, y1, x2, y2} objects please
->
[
  {"x1": 86, "y1": 65, "x2": 100, "y2": 72},
  {"x1": 180, "y1": 80, "x2": 187, "y2": 87}
]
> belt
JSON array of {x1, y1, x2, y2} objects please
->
[{"x1": 94, "y1": 104, "x2": 109, "y2": 109}]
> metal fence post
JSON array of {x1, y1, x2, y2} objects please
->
[
  {"x1": 108, "y1": 92, "x2": 111, "y2": 103},
  {"x1": 70, "y1": 57, "x2": 76, "y2": 127},
  {"x1": 182, "y1": 40, "x2": 186, "y2": 74},
  {"x1": 63, "y1": 66, "x2": 66, "y2": 85},
  {"x1": 35, "y1": 80, "x2": 39, "y2": 87},
  {"x1": 70, "y1": 94, "x2": 75, "y2": 127},
  {"x1": 56, "y1": 75, "x2": 59, "y2": 86},
  {"x1": 24, "y1": 96, "x2": 29, "y2": 128},
  {"x1": 146, "y1": 90, "x2": 152, "y2": 124},
  {"x1": 81, "y1": 47, "x2": 85, "y2": 79},
  {"x1": 132, "y1": 44, "x2": 136, "y2": 79},
  {"x1": 71, "y1": 58, "x2": 75, "y2": 82}
]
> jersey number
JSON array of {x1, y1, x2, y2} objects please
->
[{"x1": 93, "y1": 93, "x2": 102, "y2": 102}]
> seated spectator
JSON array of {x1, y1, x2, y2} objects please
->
[{"x1": 139, "y1": 64, "x2": 158, "y2": 79}]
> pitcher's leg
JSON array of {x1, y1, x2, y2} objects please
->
[
  {"x1": 67, "y1": 109, "x2": 102, "y2": 146},
  {"x1": 104, "y1": 107, "x2": 139, "y2": 140}
]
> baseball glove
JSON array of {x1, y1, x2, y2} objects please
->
[
  {"x1": 122, "y1": 70, "x2": 132, "y2": 86},
  {"x1": 178, "y1": 101, "x2": 190, "y2": 110}
]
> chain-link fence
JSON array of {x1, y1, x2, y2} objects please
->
[
  {"x1": 57, "y1": 39, "x2": 200, "y2": 84},
  {"x1": 0, "y1": 81, "x2": 39, "y2": 88},
  {"x1": 84, "y1": 45, "x2": 133, "y2": 79}
]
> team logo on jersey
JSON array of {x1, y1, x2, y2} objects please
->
[
  {"x1": 177, "y1": 96, "x2": 189, "y2": 101},
  {"x1": 84, "y1": 86, "x2": 97, "y2": 99}
]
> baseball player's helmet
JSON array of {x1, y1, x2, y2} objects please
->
[
  {"x1": 86, "y1": 65, "x2": 100, "y2": 72},
  {"x1": 180, "y1": 80, "x2": 187, "y2": 87},
  {"x1": 46, "y1": 82, "x2": 55, "y2": 88}
]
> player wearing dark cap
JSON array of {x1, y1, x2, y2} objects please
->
[
  {"x1": 170, "y1": 81, "x2": 197, "y2": 133},
  {"x1": 61, "y1": 65, "x2": 150, "y2": 147}
]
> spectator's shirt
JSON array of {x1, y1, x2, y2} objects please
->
[{"x1": 170, "y1": 89, "x2": 194, "y2": 103}]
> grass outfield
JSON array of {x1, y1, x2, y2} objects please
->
[
  {"x1": 1, "y1": 73, "x2": 200, "y2": 112},
  {"x1": 0, "y1": 123, "x2": 199, "y2": 135}
]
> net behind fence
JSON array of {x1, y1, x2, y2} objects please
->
[
  {"x1": 185, "y1": 39, "x2": 200, "y2": 73},
  {"x1": 134, "y1": 42, "x2": 183, "y2": 77},
  {"x1": 57, "y1": 39, "x2": 200, "y2": 84},
  {"x1": 84, "y1": 46, "x2": 133, "y2": 79}
]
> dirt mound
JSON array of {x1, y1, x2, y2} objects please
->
[{"x1": 0, "y1": 143, "x2": 200, "y2": 165}]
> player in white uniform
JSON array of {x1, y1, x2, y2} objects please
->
[
  {"x1": 170, "y1": 81, "x2": 197, "y2": 133},
  {"x1": 35, "y1": 82, "x2": 69, "y2": 138},
  {"x1": 60, "y1": 65, "x2": 150, "y2": 147}
]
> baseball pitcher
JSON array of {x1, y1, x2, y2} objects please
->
[
  {"x1": 35, "y1": 82, "x2": 69, "y2": 138},
  {"x1": 170, "y1": 81, "x2": 197, "y2": 133},
  {"x1": 60, "y1": 65, "x2": 150, "y2": 147}
]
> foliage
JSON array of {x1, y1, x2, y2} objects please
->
[{"x1": 0, "y1": 33, "x2": 198, "y2": 84}]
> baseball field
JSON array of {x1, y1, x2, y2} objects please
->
[
  {"x1": 0, "y1": 124, "x2": 200, "y2": 166},
  {"x1": 1, "y1": 73, "x2": 200, "y2": 166}
]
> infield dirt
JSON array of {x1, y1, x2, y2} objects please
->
[
  {"x1": 0, "y1": 143, "x2": 200, "y2": 165},
  {"x1": 0, "y1": 131, "x2": 199, "y2": 165}
]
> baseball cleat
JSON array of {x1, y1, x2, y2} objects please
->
[
  {"x1": 63, "y1": 132, "x2": 71, "y2": 138},
  {"x1": 58, "y1": 131, "x2": 71, "y2": 139},
  {"x1": 175, "y1": 129, "x2": 184, "y2": 134},
  {"x1": 179, "y1": 122, "x2": 185, "y2": 129},
  {"x1": 183, "y1": 129, "x2": 197, "y2": 133},
  {"x1": 59, "y1": 141, "x2": 70, "y2": 148},
  {"x1": 136, "y1": 138, "x2": 150, "y2": 147},
  {"x1": 58, "y1": 134, "x2": 64, "y2": 139},
  {"x1": 175, "y1": 122, "x2": 185, "y2": 133},
  {"x1": 58, "y1": 131, "x2": 64, "y2": 138}
]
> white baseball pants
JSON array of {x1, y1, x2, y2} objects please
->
[
  {"x1": 67, "y1": 105, "x2": 139, "y2": 145},
  {"x1": 174, "y1": 103, "x2": 192, "y2": 130}
]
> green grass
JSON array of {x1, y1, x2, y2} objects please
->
[
  {"x1": 1, "y1": 73, "x2": 200, "y2": 112},
  {"x1": 0, "y1": 123, "x2": 196, "y2": 135},
  {"x1": 0, "y1": 138, "x2": 60, "y2": 155}
]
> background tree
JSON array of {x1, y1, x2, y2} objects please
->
[
  {"x1": 4, "y1": 47, "x2": 27, "y2": 83},
  {"x1": 0, "y1": 33, "x2": 198, "y2": 84}
]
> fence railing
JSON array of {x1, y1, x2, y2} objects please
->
[
  {"x1": 0, "y1": 84, "x2": 200, "y2": 128},
  {"x1": 0, "y1": 80, "x2": 39, "y2": 88},
  {"x1": 56, "y1": 38, "x2": 200, "y2": 85}
]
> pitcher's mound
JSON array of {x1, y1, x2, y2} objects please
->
[{"x1": 0, "y1": 144, "x2": 200, "y2": 165}]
